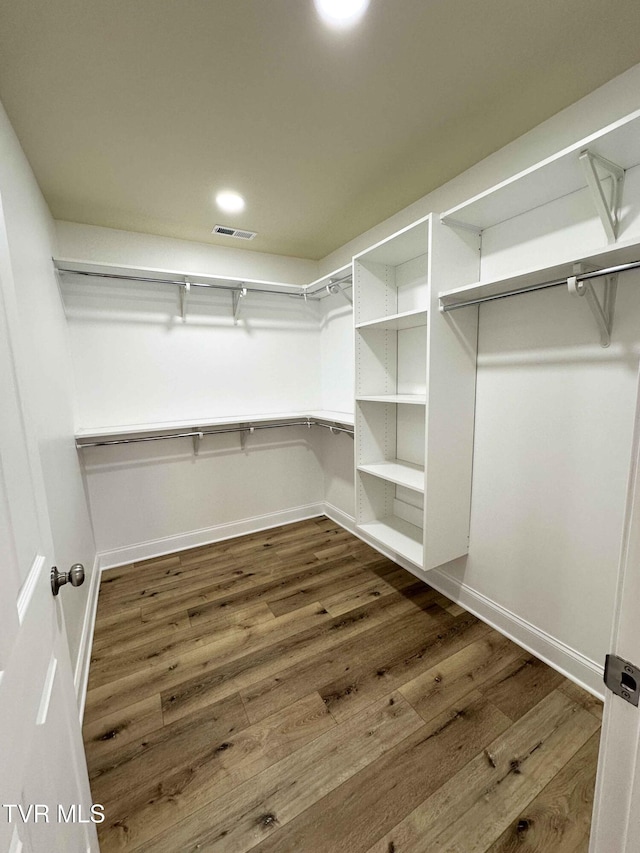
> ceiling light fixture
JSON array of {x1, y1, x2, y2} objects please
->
[
  {"x1": 314, "y1": 0, "x2": 369, "y2": 29},
  {"x1": 215, "y1": 190, "x2": 245, "y2": 214}
]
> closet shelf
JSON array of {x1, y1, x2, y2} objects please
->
[
  {"x1": 355, "y1": 309, "x2": 427, "y2": 331},
  {"x1": 440, "y1": 108, "x2": 640, "y2": 233},
  {"x1": 356, "y1": 394, "x2": 426, "y2": 405},
  {"x1": 75, "y1": 410, "x2": 354, "y2": 445},
  {"x1": 357, "y1": 460, "x2": 424, "y2": 493},
  {"x1": 438, "y1": 235, "x2": 640, "y2": 311},
  {"x1": 359, "y1": 517, "x2": 423, "y2": 568}
]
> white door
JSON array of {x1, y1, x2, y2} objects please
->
[
  {"x1": 590, "y1": 366, "x2": 640, "y2": 852},
  {"x1": 0, "y1": 202, "x2": 98, "y2": 852}
]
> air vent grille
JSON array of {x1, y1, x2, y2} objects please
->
[{"x1": 213, "y1": 225, "x2": 257, "y2": 240}]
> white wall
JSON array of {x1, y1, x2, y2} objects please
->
[
  {"x1": 0, "y1": 102, "x2": 96, "y2": 682},
  {"x1": 316, "y1": 63, "x2": 640, "y2": 692},
  {"x1": 61, "y1": 276, "x2": 323, "y2": 429},
  {"x1": 83, "y1": 428, "x2": 324, "y2": 563},
  {"x1": 58, "y1": 226, "x2": 327, "y2": 559}
]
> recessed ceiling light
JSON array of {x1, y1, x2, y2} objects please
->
[
  {"x1": 215, "y1": 190, "x2": 245, "y2": 214},
  {"x1": 314, "y1": 0, "x2": 369, "y2": 29}
]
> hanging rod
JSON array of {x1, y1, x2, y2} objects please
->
[
  {"x1": 440, "y1": 257, "x2": 640, "y2": 312},
  {"x1": 306, "y1": 273, "x2": 353, "y2": 297},
  {"x1": 76, "y1": 419, "x2": 354, "y2": 449},
  {"x1": 56, "y1": 267, "x2": 323, "y2": 301}
]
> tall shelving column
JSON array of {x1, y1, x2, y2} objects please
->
[
  {"x1": 354, "y1": 216, "x2": 430, "y2": 569},
  {"x1": 354, "y1": 214, "x2": 480, "y2": 571}
]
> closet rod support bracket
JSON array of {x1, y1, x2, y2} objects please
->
[
  {"x1": 326, "y1": 280, "x2": 353, "y2": 306},
  {"x1": 180, "y1": 281, "x2": 190, "y2": 321},
  {"x1": 568, "y1": 269, "x2": 617, "y2": 348},
  {"x1": 192, "y1": 430, "x2": 203, "y2": 455},
  {"x1": 239, "y1": 424, "x2": 254, "y2": 450},
  {"x1": 579, "y1": 149, "x2": 625, "y2": 244},
  {"x1": 232, "y1": 287, "x2": 247, "y2": 325}
]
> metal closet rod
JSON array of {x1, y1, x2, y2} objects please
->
[
  {"x1": 76, "y1": 419, "x2": 354, "y2": 449},
  {"x1": 306, "y1": 273, "x2": 353, "y2": 297},
  {"x1": 57, "y1": 267, "x2": 326, "y2": 301},
  {"x1": 441, "y1": 257, "x2": 640, "y2": 312}
]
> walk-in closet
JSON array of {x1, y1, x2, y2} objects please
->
[{"x1": 2, "y1": 2, "x2": 640, "y2": 851}]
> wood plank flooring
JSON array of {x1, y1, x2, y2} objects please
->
[{"x1": 83, "y1": 517, "x2": 601, "y2": 853}]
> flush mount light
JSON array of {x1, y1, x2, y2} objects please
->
[
  {"x1": 215, "y1": 190, "x2": 245, "y2": 214},
  {"x1": 314, "y1": 0, "x2": 369, "y2": 28}
]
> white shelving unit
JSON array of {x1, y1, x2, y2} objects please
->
[
  {"x1": 439, "y1": 108, "x2": 640, "y2": 326},
  {"x1": 353, "y1": 215, "x2": 480, "y2": 570}
]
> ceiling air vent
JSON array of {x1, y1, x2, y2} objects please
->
[{"x1": 212, "y1": 225, "x2": 257, "y2": 240}]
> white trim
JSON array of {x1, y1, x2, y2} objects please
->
[
  {"x1": 74, "y1": 554, "x2": 101, "y2": 722},
  {"x1": 426, "y1": 567, "x2": 604, "y2": 699},
  {"x1": 324, "y1": 502, "x2": 604, "y2": 700},
  {"x1": 97, "y1": 503, "x2": 325, "y2": 571}
]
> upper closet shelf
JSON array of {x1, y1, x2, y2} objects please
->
[
  {"x1": 54, "y1": 258, "x2": 352, "y2": 323},
  {"x1": 440, "y1": 108, "x2": 640, "y2": 233},
  {"x1": 355, "y1": 308, "x2": 427, "y2": 331},
  {"x1": 54, "y1": 258, "x2": 306, "y2": 296}
]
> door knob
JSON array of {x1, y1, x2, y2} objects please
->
[{"x1": 51, "y1": 563, "x2": 85, "y2": 597}]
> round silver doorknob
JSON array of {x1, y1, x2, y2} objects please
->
[{"x1": 51, "y1": 563, "x2": 85, "y2": 597}]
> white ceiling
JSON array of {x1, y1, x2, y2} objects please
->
[{"x1": 1, "y1": 0, "x2": 640, "y2": 260}]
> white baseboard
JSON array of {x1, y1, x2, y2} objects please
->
[
  {"x1": 98, "y1": 503, "x2": 325, "y2": 571},
  {"x1": 323, "y1": 502, "x2": 605, "y2": 701},
  {"x1": 74, "y1": 553, "x2": 101, "y2": 722}
]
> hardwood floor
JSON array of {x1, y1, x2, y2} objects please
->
[{"x1": 83, "y1": 517, "x2": 601, "y2": 852}]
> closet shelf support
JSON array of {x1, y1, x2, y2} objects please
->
[
  {"x1": 180, "y1": 281, "x2": 190, "y2": 321},
  {"x1": 232, "y1": 287, "x2": 247, "y2": 325},
  {"x1": 568, "y1": 266, "x2": 617, "y2": 348},
  {"x1": 192, "y1": 430, "x2": 203, "y2": 455},
  {"x1": 579, "y1": 149, "x2": 625, "y2": 244}
]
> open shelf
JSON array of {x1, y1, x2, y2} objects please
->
[
  {"x1": 75, "y1": 410, "x2": 354, "y2": 444},
  {"x1": 356, "y1": 394, "x2": 426, "y2": 405},
  {"x1": 355, "y1": 308, "x2": 427, "y2": 331},
  {"x1": 359, "y1": 517, "x2": 424, "y2": 568},
  {"x1": 357, "y1": 460, "x2": 424, "y2": 493},
  {"x1": 440, "y1": 109, "x2": 640, "y2": 233},
  {"x1": 438, "y1": 235, "x2": 640, "y2": 310}
]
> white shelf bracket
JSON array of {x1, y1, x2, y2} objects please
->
[
  {"x1": 239, "y1": 424, "x2": 254, "y2": 450},
  {"x1": 232, "y1": 286, "x2": 247, "y2": 325},
  {"x1": 180, "y1": 281, "x2": 190, "y2": 321},
  {"x1": 568, "y1": 266, "x2": 618, "y2": 348},
  {"x1": 192, "y1": 430, "x2": 203, "y2": 455},
  {"x1": 579, "y1": 149, "x2": 625, "y2": 244},
  {"x1": 439, "y1": 215, "x2": 483, "y2": 235},
  {"x1": 326, "y1": 280, "x2": 353, "y2": 306}
]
